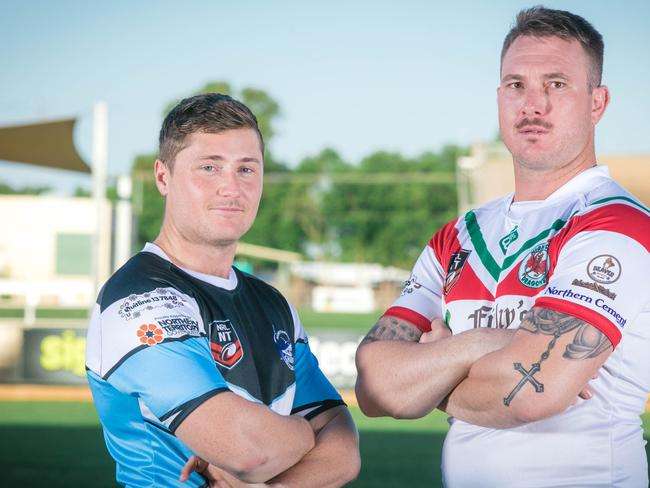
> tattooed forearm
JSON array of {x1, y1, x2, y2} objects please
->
[
  {"x1": 360, "y1": 316, "x2": 422, "y2": 345},
  {"x1": 504, "y1": 308, "x2": 611, "y2": 407}
]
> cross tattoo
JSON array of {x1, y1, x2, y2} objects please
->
[{"x1": 503, "y1": 362, "x2": 544, "y2": 406}]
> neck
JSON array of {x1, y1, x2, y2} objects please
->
[
  {"x1": 512, "y1": 152, "x2": 597, "y2": 202},
  {"x1": 154, "y1": 228, "x2": 236, "y2": 278}
]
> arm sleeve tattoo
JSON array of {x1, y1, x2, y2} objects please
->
[
  {"x1": 360, "y1": 315, "x2": 423, "y2": 345},
  {"x1": 503, "y1": 308, "x2": 611, "y2": 407}
]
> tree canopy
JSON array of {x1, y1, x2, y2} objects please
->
[{"x1": 131, "y1": 82, "x2": 463, "y2": 268}]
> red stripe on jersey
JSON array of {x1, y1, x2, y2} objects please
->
[
  {"x1": 383, "y1": 306, "x2": 432, "y2": 332},
  {"x1": 497, "y1": 265, "x2": 543, "y2": 297},
  {"x1": 550, "y1": 203, "x2": 650, "y2": 255},
  {"x1": 428, "y1": 219, "x2": 459, "y2": 265},
  {"x1": 535, "y1": 297, "x2": 622, "y2": 348},
  {"x1": 445, "y1": 263, "x2": 495, "y2": 302}
]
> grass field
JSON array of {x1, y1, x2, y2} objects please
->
[{"x1": 0, "y1": 401, "x2": 648, "y2": 487}]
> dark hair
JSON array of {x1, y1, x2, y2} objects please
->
[
  {"x1": 158, "y1": 93, "x2": 264, "y2": 169},
  {"x1": 501, "y1": 6, "x2": 604, "y2": 88}
]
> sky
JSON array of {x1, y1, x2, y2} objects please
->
[{"x1": 1, "y1": 0, "x2": 649, "y2": 194}]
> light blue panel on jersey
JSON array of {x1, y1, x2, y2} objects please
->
[
  {"x1": 107, "y1": 337, "x2": 228, "y2": 422},
  {"x1": 292, "y1": 341, "x2": 341, "y2": 409},
  {"x1": 88, "y1": 370, "x2": 208, "y2": 487}
]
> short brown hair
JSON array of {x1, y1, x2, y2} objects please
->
[
  {"x1": 158, "y1": 93, "x2": 264, "y2": 169},
  {"x1": 501, "y1": 6, "x2": 604, "y2": 88}
]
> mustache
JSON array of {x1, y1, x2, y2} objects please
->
[{"x1": 515, "y1": 118, "x2": 553, "y2": 130}]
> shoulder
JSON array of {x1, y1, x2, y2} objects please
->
[
  {"x1": 97, "y1": 251, "x2": 190, "y2": 312},
  {"x1": 561, "y1": 180, "x2": 650, "y2": 250}
]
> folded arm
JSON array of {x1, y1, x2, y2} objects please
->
[
  {"x1": 175, "y1": 391, "x2": 315, "y2": 483},
  {"x1": 441, "y1": 307, "x2": 613, "y2": 428},
  {"x1": 180, "y1": 405, "x2": 359, "y2": 487},
  {"x1": 266, "y1": 405, "x2": 360, "y2": 487},
  {"x1": 355, "y1": 315, "x2": 514, "y2": 419}
]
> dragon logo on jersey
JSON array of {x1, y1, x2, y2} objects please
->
[
  {"x1": 518, "y1": 242, "x2": 550, "y2": 288},
  {"x1": 272, "y1": 325, "x2": 294, "y2": 371},
  {"x1": 137, "y1": 323, "x2": 164, "y2": 346},
  {"x1": 443, "y1": 250, "x2": 471, "y2": 295},
  {"x1": 209, "y1": 320, "x2": 244, "y2": 369}
]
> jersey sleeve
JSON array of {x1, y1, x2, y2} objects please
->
[
  {"x1": 535, "y1": 208, "x2": 650, "y2": 348},
  {"x1": 86, "y1": 285, "x2": 229, "y2": 432},
  {"x1": 382, "y1": 244, "x2": 446, "y2": 332},
  {"x1": 288, "y1": 304, "x2": 345, "y2": 420}
]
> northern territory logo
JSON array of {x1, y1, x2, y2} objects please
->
[
  {"x1": 443, "y1": 250, "x2": 471, "y2": 295},
  {"x1": 518, "y1": 242, "x2": 550, "y2": 288},
  {"x1": 209, "y1": 320, "x2": 244, "y2": 369}
]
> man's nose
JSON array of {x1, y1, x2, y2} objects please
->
[
  {"x1": 217, "y1": 169, "x2": 241, "y2": 197},
  {"x1": 521, "y1": 87, "x2": 550, "y2": 116}
]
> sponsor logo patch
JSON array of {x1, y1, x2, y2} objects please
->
[
  {"x1": 518, "y1": 242, "x2": 550, "y2": 288},
  {"x1": 467, "y1": 299, "x2": 529, "y2": 329},
  {"x1": 118, "y1": 288, "x2": 188, "y2": 320},
  {"x1": 544, "y1": 287, "x2": 626, "y2": 327},
  {"x1": 587, "y1": 255, "x2": 621, "y2": 284},
  {"x1": 499, "y1": 227, "x2": 519, "y2": 254},
  {"x1": 401, "y1": 274, "x2": 422, "y2": 296},
  {"x1": 137, "y1": 323, "x2": 164, "y2": 346},
  {"x1": 444, "y1": 250, "x2": 471, "y2": 295},
  {"x1": 156, "y1": 315, "x2": 201, "y2": 336},
  {"x1": 272, "y1": 325, "x2": 294, "y2": 371},
  {"x1": 209, "y1": 320, "x2": 244, "y2": 369},
  {"x1": 571, "y1": 278, "x2": 616, "y2": 300}
]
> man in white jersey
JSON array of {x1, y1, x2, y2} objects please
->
[
  {"x1": 356, "y1": 7, "x2": 649, "y2": 487},
  {"x1": 86, "y1": 94, "x2": 360, "y2": 487}
]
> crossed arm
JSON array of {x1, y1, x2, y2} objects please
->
[
  {"x1": 442, "y1": 307, "x2": 612, "y2": 428},
  {"x1": 355, "y1": 307, "x2": 612, "y2": 425},
  {"x1": 176, "y1": 395, "x2": 359, "y2": 487}
]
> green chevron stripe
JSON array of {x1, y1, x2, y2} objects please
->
[
  {"x1": 502, "y1": 217, "x2": 568, "y2": 271},
  {"x1": 590, "y1": 196, "x2": 650, "y2": 214},
  {"x1": 464, "y1": 211, "x2": 502, "y2": 281}
]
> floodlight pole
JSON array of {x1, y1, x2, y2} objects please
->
[{"x1": 92, "y1": 102, "x2": 108, "y2": 301}]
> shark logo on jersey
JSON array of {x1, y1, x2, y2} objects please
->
[
  {"x1": 209, "y1": 320, "x2": 244, "y2": 369},
  {"x1": 272, "y1": 325, "x2": 294, "y2": 371},
  {"x1": 518, "y1": 242, "x2": 550, "y2": 288},
  {"x1": 444, "y1": 250, "x2": 471, "y2": 295}
]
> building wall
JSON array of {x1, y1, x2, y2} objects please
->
[
  {"x1": 458, "y1": 143, "x2": 650, "y2": 212},
  {"x1": 0, "y1": 195, "x2": 111, "y2": 305}
]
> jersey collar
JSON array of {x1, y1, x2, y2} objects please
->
[{"x1": 142, "y1": 242, "x2": 238, "y2": 291}]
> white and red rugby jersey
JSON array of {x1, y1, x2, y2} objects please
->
[{"x1": 386, "y1": 166, "x2": 650, "y2": 487}]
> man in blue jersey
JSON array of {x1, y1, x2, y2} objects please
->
[{"x1": 86, "y1": 93, "x2": 360, "y2": 487}]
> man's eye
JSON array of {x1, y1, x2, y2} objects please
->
[
  {"x1": 508, "y1": 81, "x2": 522, "y2": 89},
  {"x1": 550, "y1": 81, "x2": 566, "y2": 89},
  {"x1": 240, "y1": 167, "x2": 254, "y2": 174},
  {"x1": 201, "y1": 165, "x2": 216, "y2": 172}
]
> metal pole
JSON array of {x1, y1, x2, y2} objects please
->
[{"x1": 91, "y1": 102, "x2": 108, "y2": 301}]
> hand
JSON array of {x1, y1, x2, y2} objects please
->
[
  {"x1": 179, "y1": 455, "x2": 272, "y2": 487},
  {"x1": 577, "y1": 372, "x2": 598, "y2": 402},
  {"x1": 419, "y1": 318, "x2": 452, "y2": 344}
]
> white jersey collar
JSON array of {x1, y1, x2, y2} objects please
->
[
  {"x1": 507, "y1": 165, "x2": 610, "y2": 220},
  {"x1": 142, "y1": 242, "x2": 238, "y2": 291}
]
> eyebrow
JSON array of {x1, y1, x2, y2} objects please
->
[
  {"x1": 501, "y1": 72, "x2": 570, "y2": 82},
  {"x1": 202, "y1": 155, "x2": 262, "y2": 164}
]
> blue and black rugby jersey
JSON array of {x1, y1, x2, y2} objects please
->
[{"x1": 86, "y1": 243, "x2": 343, "y2": 487}]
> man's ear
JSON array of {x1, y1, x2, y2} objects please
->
[
  {"x1": 154, "y1": 159, "x2": 170, "y2": 196},
  {"x1": 591, "y1": 85, "x2": 610, "y2": 125}
]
